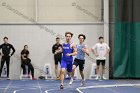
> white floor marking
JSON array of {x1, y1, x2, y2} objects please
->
[
  {"x1": 37, "y1": 80, "x2": 43, "y2": 93},
  {"x1": 13, "y1": 88, "x2": 39, "y2": 93},
  {"x1": 3, "y1": 81, "x2": 12, "y2": 93},
  {"x1": 76, "y1": 83, "x2": 140, "y2": 93},
  {"x1": 45, "y1": 89, "x2": 55, "y2": 93}
]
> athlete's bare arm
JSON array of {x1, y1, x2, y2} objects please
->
[
  {"x1": 67, "y1": 43, "x2": 77, "y2": 56},
  {"x1": 82, "y1": 45, "x2": 89, "y2": 56}
]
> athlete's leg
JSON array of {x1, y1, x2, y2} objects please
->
[
  {"x1": 67, "y1": 61, "x2": 72, "y2": 76},
  {"x1": 79, "y1": 70, "x2": 85, "y2": 86},
  {"x1": 60, "y1": 68, "x2": 65, "y2": 85},
  {"x1": 69, "y1": 65, "x2": 77, "y2": 85},
  {"x1": 69, "y1": 59, "x2": 78, "y2": 85},
  {"x1": 71, "y1": 65, "x2": 77, "y2": 78},
  {"x1": 60, "y1": 60, "x2": 66, "y2": 89},
  {"x1": 79, "y1": 60, "x2": 85, "y2": 86},
  {"x1": 79, "y1": 60, "x2": 85, "y2": 80},
  {"x1": 71, "y1": 59, "x2": 78, "y2": 78},
  {"x1": 79, "y1": 71, "x2": 84, "y2": 80}
]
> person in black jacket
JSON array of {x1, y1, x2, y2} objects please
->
[
  {"x1": 52, "y1": 37, "x2": 62, "y2": 79},
  {"x1": 0, "y1": 37, "x2": 15, "y2": 79},
  {"x1": 21, "y1": 45, "x2": 36, "y2": 80}
]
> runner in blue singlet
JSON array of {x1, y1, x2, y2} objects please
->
[{"x1": 57, "y1": 32, "x2": 77, "y2": 89}]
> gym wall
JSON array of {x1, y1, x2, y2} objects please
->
[
  {"x1": 0, "y1": 24, "x2": 104, "y2": 79},
  {"x1": 0, "y1": 0, "x2": 110, "y2": 79}
]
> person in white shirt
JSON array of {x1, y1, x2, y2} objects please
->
[{"x1": 92, "y1": 36, "x2": 110, "y2": 80}]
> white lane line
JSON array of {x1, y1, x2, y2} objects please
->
[
  {"x1": 37, "y1": 80, "x2": 43, "y2": 93},
  {"x1": 45, "y1": 84, "x2": 80, "y2": 93},
  {"x1": 45, "y1": 89, "x2": 54, "y2": 93},
  {"x1": 76, "y1": 88, "x2": 83, "y2": 93},
  {"x1": 13, "y1": 88, "x2": 39, "y2": 93},
  {"x1": 3, "y1": 81, "x2": 12, "y2": 93},
  {"x1": 76, "y1": 83, "x2": 140, "y2": 93},
  {"x1": 13, "y1": 86, "x2": 51, "y2": 93},
  {"x1": 78, "y1": 83, "x2": 140, "y2": 89}
]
